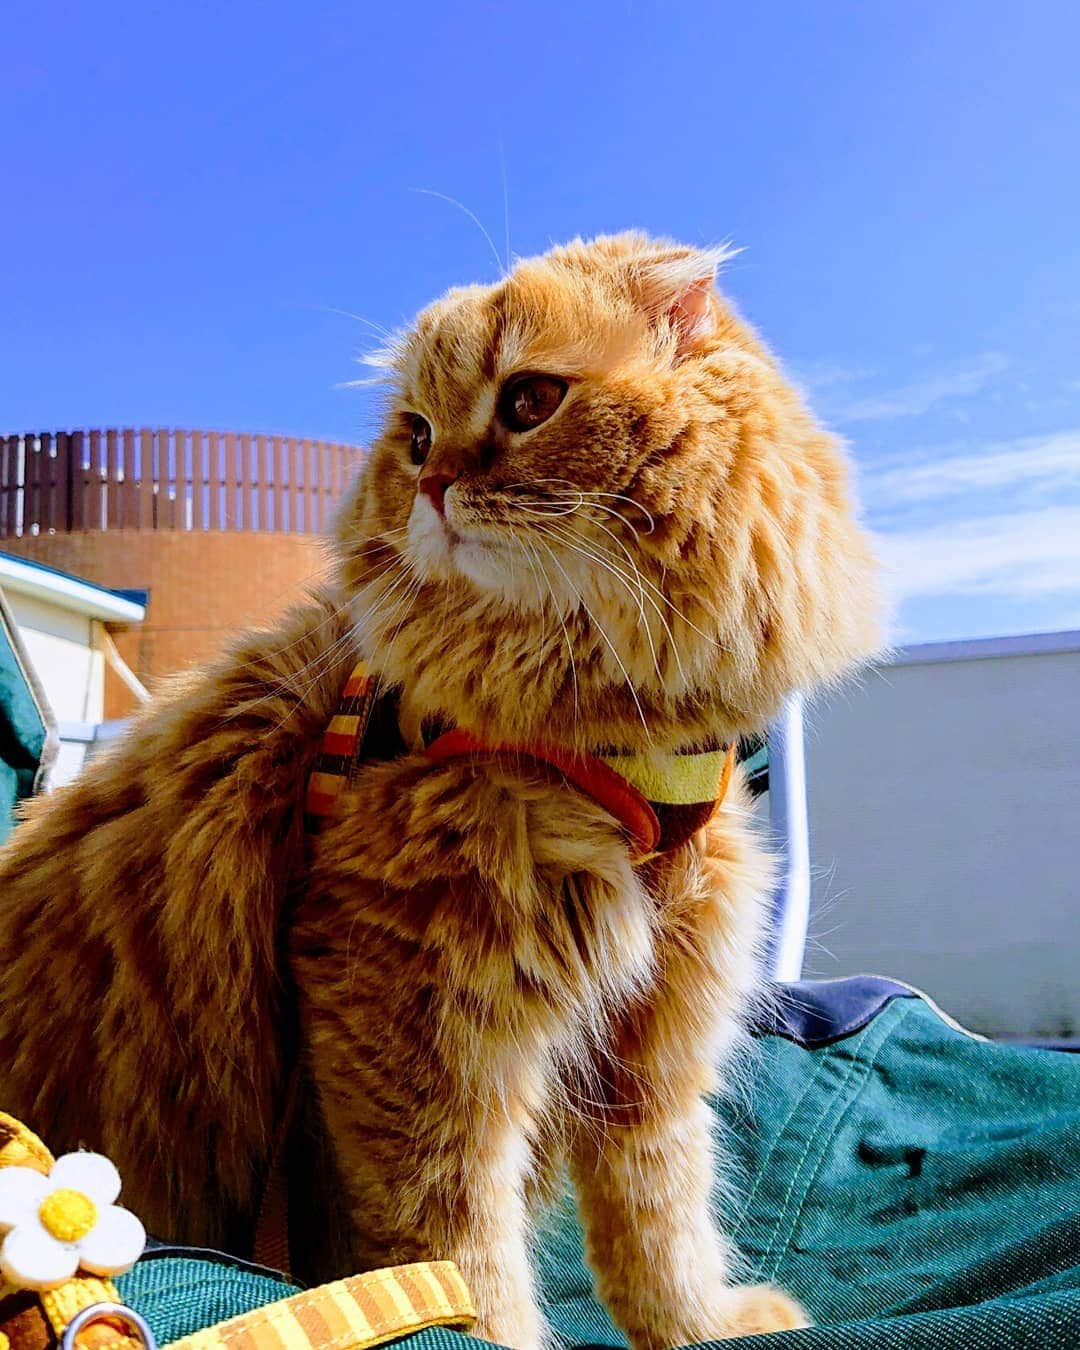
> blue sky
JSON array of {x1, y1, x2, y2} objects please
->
[{"x1": 3, "y1": 1, "x2": 1079, "y2": 643}]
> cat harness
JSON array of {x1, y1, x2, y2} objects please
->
[{"x1": 304, "y1": 659, "x2": 740, "y2": 860}]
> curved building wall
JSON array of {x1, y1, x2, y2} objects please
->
[{"x1": 1, "y1": 430, "x2": 359, "y2": 717}]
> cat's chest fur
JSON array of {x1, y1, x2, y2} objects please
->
[{"x1": 304, "y1": 748, "x2": 665, "y2": 1029}]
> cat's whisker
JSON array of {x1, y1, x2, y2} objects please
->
[
  {"x1": 510, "y1": 495, "x2": 649, "y2": 543},
  {"x1": 550, "y1": 514, "x2": 689, "y2": 687},
  {"x1": 504, "y1": 491, "x2": 640, "y2": 537},
  {"x1": 506, "y1": 479, "x2": 656, "y2": 532},
  {"x1": 408, "y1": 187, "x2": 506, "y2": 279},
  {"x1": 541, "y1": 511, "x2": 723, "y2": 646},
  {"x1": 497, "y1": 133, "x2": 512, "y2": 275},
  {"x1": 512, "y1": 500, "x2": 583, "y2": 520},
  {"x1": 317, "y1": 304, "x2": 397, "y2": 341},
  {"x1": 535, "y1": 538, "x2": 651, "y2": 741},
  {"x1": 357, "y1": 552, "x2": 414, "y2": 614},
  {"x1": 340, "y1": 567, "x2": 414, "y2": 657},
  {"x1": 504, "y1": 518, "x2": 518, "y2": 593},
  {"x1": 359, "y1": 559, "x2": 423, "y2": 650},
  {"x1": 259, "y1": 553, "x2": 413, "y2": 720},
  {"x1": 372, "y1": 566, "x2": 426, "y2": 688},
  {"x1": 577, "y1": 490, "x2": 656, "y2": 534},
  {"x1": 531, "y1": 520, "x2": 665, "y2": 691},
  {"x1": 525, "y1": 537, "x2": 561, "y2": 683},
  {"x1": 515, "y1": 532, "x2": 551, "y2": 655},
  {"x1": 627, "y1": 566, "x2": 724, "y2": 645},
  {"x1": 227, "y1": 609, "x2": 367, "y2": 720},
  {"x1": 258, "y1": 628, "x2": 361, "y2": 734},
  {"x1": 224, "y1": 600, "x2": 347, "y2": 689},
  {"x1": 510, "y1": 524, "x2": 579, "y2": 720},
  {"x1": 223, "y1": 538, "x2": 406, "y2": 681}
]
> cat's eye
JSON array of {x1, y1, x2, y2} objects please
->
[
  {"x1": 409, "y1": 416, "x2": 432, "y2": 466},
  {"x1": 497, "y1": 375, "x2": 568, "y2": 433}
]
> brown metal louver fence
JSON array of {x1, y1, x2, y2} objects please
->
[{"x1": 0, "y1": 430, "x2": 361, "y2": 538}]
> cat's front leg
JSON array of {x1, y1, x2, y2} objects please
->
[
  {"x1": 292, "y1": 896, "x2": 550, "y2": 1349},
  {"x1": 569, "y1": 819, "x2": 809, "y2": 1348},
  {"x1": 571, "y1": 1100, "x2": 806, "y2": 1348}
]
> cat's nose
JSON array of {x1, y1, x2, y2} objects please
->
[{"x1": 418, "y1": 470, "x2": 457, "y2": 517}]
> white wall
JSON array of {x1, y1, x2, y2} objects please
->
[
  {"x1": 801, "y1": 641, "x2": 1080, "y2": 1040},
  {"x1": 4, "y1": 591, "x2": 104, "y2": 723}
]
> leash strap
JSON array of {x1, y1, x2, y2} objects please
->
[
  {"x1": 250, "y1": 1063, "x2": 300, "y2": 1278},
  {"x1": 163, "y1": 1262, "x2": 475, "y2": 1350}
]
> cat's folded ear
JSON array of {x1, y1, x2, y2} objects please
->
[{"x1": 628, "y1": 242, "x2": 738, "y2": 359}]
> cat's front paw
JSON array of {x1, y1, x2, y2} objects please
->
[
  {"x1": 627, "y1": 1282, "x2": 809, "y2": 1348},
  {"x1": 711, "y1": 1283, "x2": 810, "y2": 1337},
  {"x1": 472, "y1": 1302, "x2": 550, "y2": 1350}
]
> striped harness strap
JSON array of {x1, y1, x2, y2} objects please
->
[
  {"x1": 305, "y1": 660, "x2": 737, "y2": 860},
  {"x1": 164, "y1": 1262, "x2": 474, "y2": 1350},
  {"x1": 0, "y1": 1261, "x2": 474, "y2": 1350}
]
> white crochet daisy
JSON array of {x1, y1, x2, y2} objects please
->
[{"x1": 0, "y1": 1152, "x2": 146, "y2": 1290}]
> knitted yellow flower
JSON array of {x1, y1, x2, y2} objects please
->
[{"x1": 0, "y1": 1152, "x2": 145, "y2": 1290}]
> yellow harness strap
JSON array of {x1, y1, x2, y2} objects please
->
[{"x1": 163, "y1": 1262, "x2": 475, "y2": 1350}]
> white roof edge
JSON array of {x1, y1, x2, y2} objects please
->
[
  {"x1": 0, "y1": 554, "x2": 145, "y2": 623},
  {"x1": 888, "y1": 629, "x2": 1080, "y2": 667}
]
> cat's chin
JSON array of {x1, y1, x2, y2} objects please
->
[
  {"x1": 437, "y1": 540, "x2": 555, "y2": 611},
  {"x1": 450, "y1": 539, "x2": 515, "y2": 589},
  {"x1": 407, "y1": 502, "x2": 547, "y2": 608}
]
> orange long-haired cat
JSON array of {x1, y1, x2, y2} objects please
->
[{"x1": 0, "y1": 235, "x2": 880, "y2": 1346}]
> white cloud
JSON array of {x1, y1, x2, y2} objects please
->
[
  {"x1": 876, "y1": 505, "x2": 1080, "y2": 603},
  {"x1": 862, "y1": 429, "x2": 1080, "y2": 509},
  {"x1": 834, "y1": 353, "x2": 1009, "y2": 423},
  {"x1": 789, "y1": 356, "x2": 1080, "y2": 634},
  {"x1": 788, "y1": 361, "x2": 876, "y2": 393}
]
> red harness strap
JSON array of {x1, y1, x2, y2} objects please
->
[
  {"x1": 305, "y1": 663, "x2": 735, "y2": 855},
  {"x1": 424, "y1": 728, "x2": 663, "y2": 859}
]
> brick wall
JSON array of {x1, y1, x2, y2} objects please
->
[{"x1": 3, "y1": 531, "x2": 336, "y2": 717}]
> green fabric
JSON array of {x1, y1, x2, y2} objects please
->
[
  {"x1": 737, "y1": 734, "x2": 768, "y2": 797},
  {"x1": 713, "y1": 997, "x2": 1080, "y2": 1346},
  {"x1": 116, "y1": 996, "x2": 1080, "y2": 1348},
  {"x1": 529, "y1": 997, "x2": 1080, "y2": 1347},
  {"x1": 116, "y1": 1253, "x2": 299, "y2": 1343},
  {"x1": 0, "y1": 606, "x2": 48, "y2": 844}
]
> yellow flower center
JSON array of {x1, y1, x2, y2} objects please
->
[{"x1": 38, "y1": 1188, "x2": 98, "y2": 1243}]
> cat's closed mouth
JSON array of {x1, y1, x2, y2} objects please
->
[{"x1": 419, "y1": 497, "x2": 509, "y2": 565}]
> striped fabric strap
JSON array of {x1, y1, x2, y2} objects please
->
[
  {"x1": 163, "y1": 1262, "x2": 475, "y2": 1350},
  {"x1": 305, "y1": 662, "x2": 379, "y2": 822}
]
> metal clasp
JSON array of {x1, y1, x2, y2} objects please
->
[{"x1": 59, "y1": 1302, "x2": 158, "y2": 1350}]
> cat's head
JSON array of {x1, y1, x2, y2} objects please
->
[{"x1": 336, "y1": 232, "x2": 882, "y2": 751}]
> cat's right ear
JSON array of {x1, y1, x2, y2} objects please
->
[
  {"x1": 630, "y1": 244, "x2": 738, "y2": 359},
  {"x1": 666, "y1": 276, "x2": 717, "y2": 356}
]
